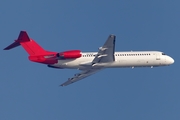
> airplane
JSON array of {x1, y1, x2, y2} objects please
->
[{"x1": 4, "y1": 31, "x2": 174, "y2": 86}]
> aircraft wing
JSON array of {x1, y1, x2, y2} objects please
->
[
  {"x1": 61, "y1": 69, "x2": 101, "y2": 86},
  {"x1": 61, "y1": 35, "x2": 115, "y2": 86},
  {"x1": 92, "y1": 35, "x2": 116, "y2": 63}
]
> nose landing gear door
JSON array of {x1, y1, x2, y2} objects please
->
[{"x1": 156, "y1": 53, "x2": 160, "y2": 60}]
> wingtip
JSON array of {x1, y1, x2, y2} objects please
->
[
  {"x1": 109, "y1": 34, "x2": 116, "y2": 38},
  {"x1": 60, "y1": 84, "x2": 65, "y2": 87}
]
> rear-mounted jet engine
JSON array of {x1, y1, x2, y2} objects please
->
[{"x1": 57, "y1": 50, "x2": 82, "y2": 59}]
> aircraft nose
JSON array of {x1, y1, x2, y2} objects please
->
[{"x1": 166, "y1": 56, "x2": 174, "y2": 64}]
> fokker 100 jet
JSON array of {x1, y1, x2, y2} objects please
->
[{"x1": 4, "y1": 31, "x2": 174, "y2": 86}]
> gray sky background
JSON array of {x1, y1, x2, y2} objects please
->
[{"x1": 0, "y1": 0, "x2": 179, "y2": 120}]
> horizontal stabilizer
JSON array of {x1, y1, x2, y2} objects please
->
[
  {"x1": 4, "y1": 31, "x2": 30, "y2": 50},
  {"x1": 3, "y1": 41, "x2": 20, "y2": 50}
]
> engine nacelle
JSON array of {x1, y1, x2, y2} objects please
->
[{"x1": 57, "y1": 50, "x2": 82, "y2": 59}]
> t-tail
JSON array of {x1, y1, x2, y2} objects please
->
[{"x1": 4, "y1": 31, "x2": 58, "y2": 64}]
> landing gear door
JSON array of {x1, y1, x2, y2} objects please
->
[{"x1": 156, "y1": 53, "x2": 160, "y2": 60}]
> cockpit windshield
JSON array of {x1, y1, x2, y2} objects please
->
[{"x1": 162, "y1": 53, "x2": 166, "y2": 55}]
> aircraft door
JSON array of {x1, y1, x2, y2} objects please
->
[{"x1": 156, "y1": 53, "x2": 160, "y2": 60}]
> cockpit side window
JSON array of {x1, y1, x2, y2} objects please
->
[{"x1": 162, "y1": 53, "x2": 166, "y2": 55}]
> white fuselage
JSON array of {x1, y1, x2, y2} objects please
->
[{"x1": 50, "y1": 51, "x2": 174, "y2": 69}]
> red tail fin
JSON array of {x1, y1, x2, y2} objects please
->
[
  {"x1": 4, "y1": 31, "x2": 47, "y2": 55},
  {"x1": 4, "y1": 31, "x2": 58, "y2": 64}
]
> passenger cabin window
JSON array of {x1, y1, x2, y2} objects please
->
[{"x1": 113, "y1": 53, "x2": 151, "y2": 56}]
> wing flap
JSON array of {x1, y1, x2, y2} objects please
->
[{"x1": 60, "y1": 69, "x2": 100, "y2": 86}]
